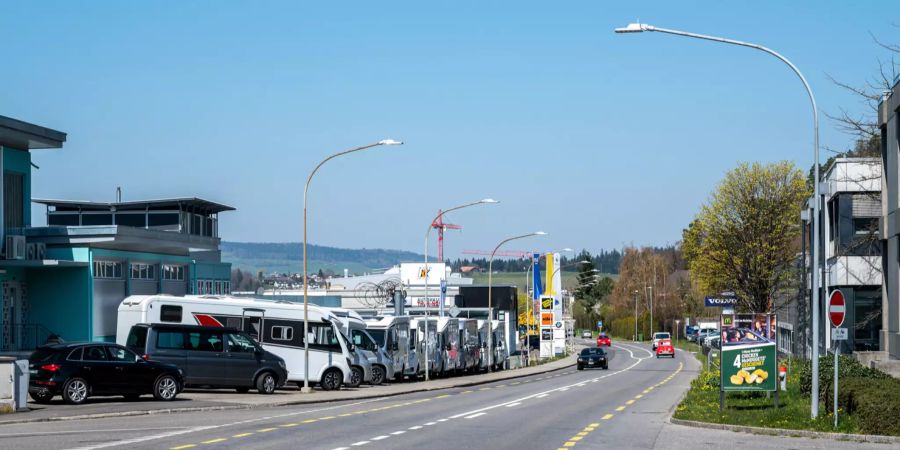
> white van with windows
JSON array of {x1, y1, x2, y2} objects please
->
[
  {"x1": 325, "y1": 308, "x2": 392, "y2": 385},
  {"x1": 436, "y1": 317, "x2": 459, "y2": 376},
  {"x1": 365, "y1": 315, "x2": 410, "y2": 381},
  {"x1": 409, "y1": 317, "x2": 438, "y2": 378},
  {"x1": 116, "y1": 295, "x2": 353, "y2": 390}
]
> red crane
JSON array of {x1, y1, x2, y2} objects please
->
[{"x1": 432, "y1": 210, "x2": 462, "y2": 261}]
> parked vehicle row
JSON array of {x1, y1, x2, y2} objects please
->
[{"x1": 30, "y1": 294, "x2": 511, "y2": 405}]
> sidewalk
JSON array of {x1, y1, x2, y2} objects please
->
[{"x1": 0, "y1": 352, "x2": 578, "y2": 425}]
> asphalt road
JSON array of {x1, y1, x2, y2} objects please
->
[{"x1": 0, "y1": 341, "x2": 887, "y2": 450}]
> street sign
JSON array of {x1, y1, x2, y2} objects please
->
[
  {"x1": 448, "y1": 306, "x2": 460, "y2": 318},
  {"x1": 832, "y1": 328, "x2": 848, "y2": 340},
  {"x1": 596, "y1": 320, "x2": 603, "y2": 329},
  {"x1": 705, "y1": 296, "x2": 738, "y2": 307},
  {"x1": 828, "y1": 290, "x2": 846, "y2": 327}
]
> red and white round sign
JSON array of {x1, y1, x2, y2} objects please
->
[{"x1": 828, "y1": 289, "x2": 846, "y2": 328}]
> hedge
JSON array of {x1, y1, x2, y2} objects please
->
[
  {"x1": 795, "y1": 355, "x2": 890, "y2": 399},
  {"x1": 830, "y1": 376, "x2": 900, "y2": 436}
]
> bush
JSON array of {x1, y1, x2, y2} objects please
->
[
  {"x1": 691, "y1": 368, "x2": 720, "y2": 391},
  {"x1": 796, "y1": 355, "x2": 890, "y2": 399},
  {"x1": 832, "y1": 376, "x2": 900, "y2": 436}
]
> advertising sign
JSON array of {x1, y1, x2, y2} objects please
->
[
  {"x1": 400, "y1": 263, "x2": 446, "y2": 286},
  {"x1": 540, "y1": 296, "x2": 554, "y2": 311},
  {"x1": 704, "y1": 296, "x2": 738, "y2": 307},
  {"x1": 720, "y1": 313, "x2": 777, "y2": 392},
  {"x1": 540, "y1": 327, "x2": 553, "y2": 358},
  {"x1": 541, "y1": 312, "x2": 553, "y2": 326},
  {"x1": 532, "y1": 253, "x2": 543, "y2": 300}
]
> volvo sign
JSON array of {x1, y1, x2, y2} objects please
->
[{"x1": 705, "y1": 296, "x2": 738, "y2": 307}]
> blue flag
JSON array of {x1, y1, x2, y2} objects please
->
[{"x1": 532, "y1": 253, "x2": 542, "y2": 300}]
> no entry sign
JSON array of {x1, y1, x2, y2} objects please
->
[{"x1": 829, "y1": 289, "x2": 846, "y2": 328}]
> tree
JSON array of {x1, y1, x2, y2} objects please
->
[{"x1": 682, "y1": 161, "x2": 809, "y2": 313}]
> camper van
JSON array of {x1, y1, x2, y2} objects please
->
[
  {"x1": 116, "y1": 295, "x2": 353, "y2": 390},
  {"x1": 409, "y1": 317, "x2": 438, "y2": 378},
  {"x1": 365, "y1": 315, "x2": 410, "y2": 381},
  {"x1": 491, "y1": 320, "x2": 507, "y2": 370},
  {"x1": 476, "y1": 320, "x2": 490, "y2": 371},
  {"x1": 435, "y1": 317, "x2": 459, "y2": 376},
  {"x1": 457, "y1": 318, "x2": 480, "y2": 373},
  {"x1": 323, "y1": 308, "x2": 376, "y2": 387}
]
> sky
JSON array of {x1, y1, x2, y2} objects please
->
[{"x1": 2, "y1": 1, "x2": 897, "y2": 258}]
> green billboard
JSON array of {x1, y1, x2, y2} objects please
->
[{"x1": 720, "y1": 313, "x2": 777, "y2": 392}]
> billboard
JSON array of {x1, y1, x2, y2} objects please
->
[
  {"x1": 720, "y1": 313, "x2": 777, "y2": 392},
  {"x1": 400, "y1": 263, "x2": 446, "y2": 286},
  {"x1": 540, "y1": 327, "x2": 553, "y2": 357}
]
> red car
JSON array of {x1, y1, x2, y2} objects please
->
[
  {"x1": 596, "y1": 334, "x2": 611, "y2": 347},
  {"x1": 656, "y1": 339, "x2": 675, "y2": 358}
]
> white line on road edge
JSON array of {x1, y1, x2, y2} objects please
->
[
  {"x1": 390, "y1": 431, "x2": 406, "y2": 435},
  {"x1": 371, "y1": 435, "x2": 389, "y2": 441},
  {"x1": 505, "y1": 402, "x2": 521, "y2": 407},
  {"x1": 464, "y1": 413, "x2": 487, "y2": 419},
  {"x1": 351, "y1": 441, "x2": 370, "y2": 446}
]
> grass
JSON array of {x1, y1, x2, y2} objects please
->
[{"x1": 673, "y1": 354, "x2": 861, "y2": 434}]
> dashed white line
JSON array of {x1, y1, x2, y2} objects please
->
[
  {"x1": 536, "y1": 393, "x2": 549, "y2": 399},
  {"x1": 371, "y1": 436, "x2": 389, "y2": 441},
  {"x1": 505, "y1": 402, "x2": 521, "y2": 407},
  {"x1": 465, "y1": 412, "x2": 487, "y2": 419},
  {"x1": 424, "y1": 421, "x2": 437, "y2": 426},
  {"x1": 390, "y1": 431, "x2": 406, "y2": 436},
  {"x1": 409, "y1": 426, "x2": 423, "y2": 430},
  {"x1": 351, "y1": 441, "x2": 370, "y2": 447},
  {"x1": 437, "y1": 418, "x2": 449, "y2": 422}
]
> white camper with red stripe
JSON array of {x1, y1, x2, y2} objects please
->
[{"x1": 116, "y1": 294, "x2": 353, "y2": 389}]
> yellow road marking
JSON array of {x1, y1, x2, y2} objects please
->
[
  {"x1": 511, "y1": 382, "x2": 521, "y2": 385},
  {"x1": 201, "y1": 438, "x2": 226, "y2": 444},
  {"x1": 564, "y1": 442, "x2": 576, "y2": 447},
  {"x1": 570, "y1": 436, "x2": 583, "y2": 441},
  {"x1": 462, "y1": 390, "x2": 474, "y2": 394},
  {"x1": 626, "y1": 400, "x2": 635, "y2": 405},
  {"x1": 615, "y1": 406, "x2": 625, "y2": 411},
  {"x1": 602, "y1": 414, "x2": 614, "y2": 420},
  {"x1": 635, "y1": 394, "x2": 643, "y2": 399},
  {"x1": 589, "y1": 422, "x2": 600, "y2": 427},
  {"x1": 479, "y1": 387, "x2": 491, "y2": 391},
  {"x1": 171, "y1": 446, "x2": 196, "y2": 450},
  {"x1": 233, "y1": 433, "x2": 253, "y2": 438},
  {"x1": 496, "y1": 384, "x2": 506, "y2": 387},
  {"x1": 339, "y1": 413, "x2": 353, "y2": 417},
  {"x1": 320, "y1": 416, "x2": 336, "y2": 420},
  {"x1": 436, "y1": 394, "x2": 451, "y2": 399},
  {"x1": 577, "y1": 431, "x2": 589, "y2": 436},
  {"x1": 643, "y1": 389, "x2": 651, "y2": 394},
  {"x1": 302, "y1": 419, "x2": 319, "y2": 423},
  {"x1": 280, "y1": 423, "x2": 299, "y2": 427},
  {"x1": 257, "y1": 428, "x2": 277, "y2": 432}
]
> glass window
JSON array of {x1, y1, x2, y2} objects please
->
[
  {"x1": 163, "y1": 265, "x2": 185, "y2": 281},
  {"x1": 107, "y1": 346, "x2": 139, "y2": 362},
  {"x1": 126, "y1": 326, "x2": 148, "y2": 349},
  {"x1": 82, "y1": 213, "x2": 113, "y2": 226},
  {"x1": 66, "y1": 348, "x2": 83, "y2": 361},
  {"x1": 227, "y1": 333, "x2": 259, "y2": 353},
  {"x1": 367, "y1": 329, "x2": 386, "y2": 348},
  {"x1": 189, "y1": 331, "x2": 224, "y2": 352},
  {"x1": 271, "y1": 326, "x2": 293, "y2": 341},
  {"x1": 115, "y1": 213, "x2": 146, "y2": 227},
  {"x1": 48, "y1": 214, "x2": 79, "y2": 226},
  {"x1": 83, "y1": 346, "x2": 109, "y2": 361},
  {"x1": 131, "y1": 263, "x2": 156, "y2": 280},
  {"x1": 93, "y1": 261, "x2": 123, "y2": 279},
  {"x1": 306, "y1": 323, "x2": 342, "y2": 351},
  {"x1": 156, "y1": 330, "x2": 186, "y2": 349},
  {"x1": 4, "y1": 172, "x2": 24, "y2": 229},
  {"x1": 148, "y1": 213, "x2": 179, "y2": 227},
  {"x1": 160, "y1": 305, "x2": 182, "y2": 323}
]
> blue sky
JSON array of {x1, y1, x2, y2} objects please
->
[{"x1": 3, "y1": 1, "x2": 896, "y2": 258}]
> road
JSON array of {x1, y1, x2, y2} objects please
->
[{"x1": 0, "y1": 341, "x2": 886, "y2": 450}]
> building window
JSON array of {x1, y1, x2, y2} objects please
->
[
  {"x1": 93, "y1": 261, "x2": 123, "y2": 279},
  {"x1": 214, "y1": 280, "x2": 222, "y2": 295},
  {"x1": 48, "y1": 213, "x2": 79, "y2": 226},
  {"x1": 160, "y1": 306, "x2": 183, "y2": 323},
  {"x1": 271, "y1": 326, "x2": 293, "y2": 341},
  {"x1": 224, "y1": 281, "x2": 231, "y2": 294},
  {"x1": 853, "y1": 217, "x2": 878, "y2": 235},
  {"x1": 115, "y1": 212, "x2": 146, "y2": 228},
  {"x1": 162, "y1": 265, "x2": 185, "y2": 281},
  {"x1": 82, "y1": 213, "x2": 113, "y2": 226},
  {"x1": 3, "y1": 172, "x2": 23, "y2": 229},
  {"x1": 131, "y1": 263, "x2": 156, "y2": 280}
]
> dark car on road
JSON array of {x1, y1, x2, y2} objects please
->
[
  {"x1": 125, "y1": 323, "x2": 287, "y2": 394},
  {"x1": 577, "y1": 347, "x2": 608, "y2": 370},
  {"x1": 29, "y1": 343, "x2": 183, "y2": 405}
]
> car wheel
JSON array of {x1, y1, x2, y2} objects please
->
[
  {"x1": 320, "y1": 368, "x2": 342, "y2": 391},
  {"x1": 62, "y1": 377, "x2": 89, "y2": 405},
  {"x1": 370, "y1": 365, "x2": 385, "y2": 385},
  {"x1": 256, "y1": 372, "x2": 277, "y2": 394},
  {"x1": 235, "y1": 387, "x2": 250, "y2": 394},
  {"x1": 123, "y1": 394, "x2": 141, "y2": 401},
  {"x1": 348, "y1": 366, "x2": 363, "y2": 388},
  {"x1": 153, "y1": 374, "x2": 179, "y2": 401},
  {"x1": 29, "y1": 390, "x2": 54, "y2": 404}
]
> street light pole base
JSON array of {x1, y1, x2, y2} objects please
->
[{"x1": 300, "y1": 387, "x2": 313, "y2": 394}]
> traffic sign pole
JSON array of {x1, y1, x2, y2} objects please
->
[{"x1": 828, "y1": 289, "x2": 845, "y2": 429}]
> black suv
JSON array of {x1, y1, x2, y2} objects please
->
[
  {"x1": 125, "y1": 324, "x2": 287, "y2": 394},
  {"x1": 29, "y1": 343, "x2": 183, "y2": 404},
  {"x1": 577, "y1": 347, "x2": 608, "y2": 370}
]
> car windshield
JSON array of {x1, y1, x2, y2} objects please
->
[
  {"x1": 580, "y1": 348, "x2": 605, "y2": 356},
  {"x1": 368, "y1": 329, "x2": 386, "y2": 348},
  {"x1": 654, "y1": 333, "x2": 670, "y2": 339},
  {"x1": 599, "y1": 334, "x2": 608, "y2": 339}
]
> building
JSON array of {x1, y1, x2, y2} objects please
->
[
  {"x1": 879, "y1": 83, "x2": 900, "y2": 363},
  {"x1": 0, "y1": 115, "x2": 234, "y2": 352}
]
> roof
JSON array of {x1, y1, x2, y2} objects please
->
[
  {"x1": 0, "y1": 115, "x2": 66, "y2": 150},
  {"x1": 33, "y1": 197, "x2": 235, "y2": 213}
]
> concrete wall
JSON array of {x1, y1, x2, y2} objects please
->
[{"x1": 880, "y1": 86, "x2": 900, "y2": 359}]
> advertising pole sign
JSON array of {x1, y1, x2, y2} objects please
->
[
  {"x1": 539, "y1": 295, "x2": 554, "y2": 358},
  {"x1": 720, "y1": 313, "x2": 777, "y2": 393}
]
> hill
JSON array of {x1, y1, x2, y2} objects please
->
[{"x1": 221, "y1": 241, "x2": 426, "y2": 275}]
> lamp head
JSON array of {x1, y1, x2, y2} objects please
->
[
  {"x1": 378, "y1": 139, "x2": 403, "y2": 145},
  {"x1": 480, "y1": 198, "x2": 499, "y2": 204},
  {"x1": 561, "y1": 247, "x2": 573, "y2": 252},
  {"x1": 534, "y1": 231, "x2": 547, "y2": 236},
  {"x1": 614, "y1": 22, "x2": 646, "y2": 33}
]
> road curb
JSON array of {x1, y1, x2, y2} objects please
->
[
  {"x1": 0, "y1": 356, "x2": 576, "y2": 426},
  {"x1": 668, "y1": 418, "x2": 900, "y2": 444}
]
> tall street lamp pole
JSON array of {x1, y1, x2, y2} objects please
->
[
  {"x1": 615, "y1": 22, "x2": 821, "y2": 417},
  {"x1": 488, "y1": 231, "x2": 546, "y2": 372},
  {"x1": 302, "y1": 139, "x2": 403, "y2": 393},
  {"x1": 633, "y1": 290, "x2": 639, "y2": 341},
  {"x1": 423, "y1": 198, "x2": 497, "y2": 381}
]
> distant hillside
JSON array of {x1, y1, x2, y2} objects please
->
[{"x1": 221, "y1": 241, "x2": 426, "y2": 275}]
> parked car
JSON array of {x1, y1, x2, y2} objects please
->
[
  {"x1": 581, "y1": 330, "x2": 593, "y2": 339},
  {"x1": 577, "y1": 347, "x2": 608, "y2": 370},
  {"x1": 651, "y1": 332, "x2": 671, "y2": 350},
  {"x1": 596, "y1": 334, "x2": 611, "y2": 347},
  {"x1": 124, "y1": 323, "x2": 287, "y2": 394},
  {"x1": 28, "y1": 342, "x2": 183, "y2": 405},
  {"x1": 656, "y1": 339, "x2": 675, "y2": 358}
]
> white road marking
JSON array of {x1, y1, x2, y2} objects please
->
[
  {"x1": 505, "y1": 402, "x2": 521, "y2": 407},
  {"x1": 536, "y1": 393, "x2": 549, "y2": 399},
  {"x1": 465, "y1": 412, "x2": 487, "y2": 419},
  {"x1": 371, "y1": 436, "x2": 389, "y2": 441},
  {"x1": 409, "y1": 426, "x2": 423, "y2": 430},
  {"x1": 424, "y1": 421, "x2": 437, "y2": 426},
  {"x1": 437, "y1": 418, "x2": 449, "y2": 422},
  {"x1": 351, "y1": 441, "x2": 370, "y2": 446},
  {"x1": 333, "y1": 447, "x2": 350, "y2": 450},
  {"x1": 390, "y1": 431, "x2": 406, "y2": 435}
]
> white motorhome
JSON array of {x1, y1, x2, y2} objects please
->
[
  {"x1": 435, "y1": 317, "x2": 459, "y2": 375},
  {"x1": 116, "y1": 295, "x2": 352, "y2": 389},
  {"x1": 365, "y1": 315, "x2": 410, "y2": 381},
  {"x1": 491, "y1": 319, "x2": 507, "y2": 370},
  {"x1": 323, "y1": 308, "x2": 376, "y2": 387},
  {"x1": 457, "y1": 318, "x2": 480, "y2": 373},
  {"x1": 409, "y1": 317, "x2": 438, "y2": 378}
]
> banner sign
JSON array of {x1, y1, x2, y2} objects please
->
[
  {"x1": 705, "y1": 296, "x2": 738, "y2": 307},
  {"x1": 532, "y1": 253, "x2": 543, "y2": 300},
  {"x1": 720, "y1": 313, "x2": 777, "y2": 392}
]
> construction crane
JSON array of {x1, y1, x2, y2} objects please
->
[{"x1": 431, "y1": 210, "x2": 462, "y2": 262}]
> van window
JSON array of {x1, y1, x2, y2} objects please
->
[
  {"x1": 271, "y1": 326, "x2": 293, "y2": 341},
  {"x1": 409, "y1": 330, "x2": 417, "y2": 350},
  {"x1": 157, "y1": 330, "x2": 186, "y2": 350},
  {"x1": 160, "y1": 305, "x2": 182, "y2": 323},
  {"x1": 189, "y1": 331, "x2": 224, "y2": 352},
  {"x1": 306, "y1": 323, "x2": 342, "y2": 352},
  {"x1": 227, "y1": 333, "x2": 258, "y2": 353},
  {"x1": 126, "y1": 326, "x2": 148, "y2": 350}
]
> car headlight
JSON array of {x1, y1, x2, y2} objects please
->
[{"x1": 577, "y1": 358, "x2": 583, "y2": 362}]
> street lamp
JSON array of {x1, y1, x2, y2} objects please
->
[
  {"x1": 633, "y1": 290, "x2": 639, "y2": 342},
  {"x1": 488, "y1": 231, "x2": 546, "y2": 372},
  {"x1": 646, "y1": 286, "x2": 654, "y2": 337},
  {"x1": 616, "y1": 22, "x2": 821, "y2": 417},
  {"x1": 302, "y1": 139, "x2": 403, "y2": 393},
  {"x1": 422, "y1": 198, "x2": 498, "y2": 381},
  {"x1": 523, "y1": 248, "x2": 572, "y2": 367}
]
